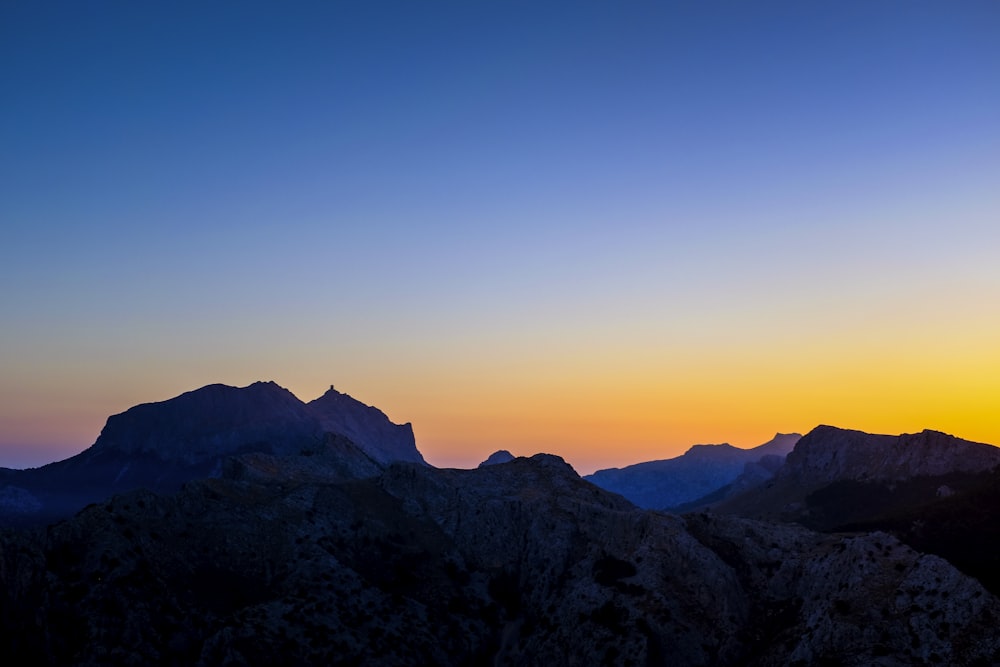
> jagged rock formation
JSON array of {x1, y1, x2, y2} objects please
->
[
  {"x1": 478, "y1": 450, "x2": 515, "y2": 467},
  {"x1": 0, "y1": 451, "x2": 997, "y2": 665},
  {"x1": 0, "y1": 382, "x2": 421, "y2": 527},
  {"x1": 585, "y1": 433, "x2": 800, "y2": 509},
  {"x1": 307, "y1": 386, "x2": 424, "y2": 465}
]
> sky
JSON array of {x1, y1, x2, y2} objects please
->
[{"x1": 2, "y1": 1, "x2": 999, "y2": 475}]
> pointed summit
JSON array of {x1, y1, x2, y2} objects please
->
[{"x1": 306, "y1": 386, "x2": 425, "y2": 465}]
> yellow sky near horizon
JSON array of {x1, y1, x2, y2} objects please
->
[{"x1": 2, "y1": 266, "x2": 999, "y2": 475}]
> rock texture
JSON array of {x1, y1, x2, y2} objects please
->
[
  {"x1": 839, "y1": 465, "x2": 1000, "y2": 596},
  {"x1": 0, "y1": 451, "x2": 998, "y2": 666},
  {"x1": 586, "y1": 433, "x2": 800, "y2": 509}
]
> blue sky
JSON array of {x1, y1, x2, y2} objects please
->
[{"x1": 2, "y1": 1, "x2": 999, "y2": 472}]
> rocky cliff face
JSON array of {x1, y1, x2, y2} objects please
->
[
  {"x1": 585, "y1": 433, "x2": 800, "y2": 509},
  {"x1": 779, "y1": 426, "x2": 1000, "y2": 485},
  {"x1": 307, "y1": 386, "x2": 424, "y2": 465},
  {"x1": 2, "y1": 450, "x2": 999, "y2": 666}
]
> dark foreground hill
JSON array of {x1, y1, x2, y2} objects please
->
[
  {"x1": 1, "y1": 446, "x2": 998, "y2": 666},
  {"x1": 710, "y1": 425, "x2": 1000, "y2": 596}
]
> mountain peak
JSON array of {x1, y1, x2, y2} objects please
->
[
  {"x1": 306, "y1": 387, "x2": 424, "y2": 465},
  {"x1": 780, "y1": 425, "x2": 1000, "y2": 483},
  {"x1": 90, "y1": 381, "x2": 319, "y2": 464},
  {"x1": 0, "y1": 380, "x2": 433, "y2": 525},
  {"x1": 479, "y1": 450, "x2": 515, "y2": 468},
  {"x1": 585, "y1": 433, "x2": 800, "y2": 509}
]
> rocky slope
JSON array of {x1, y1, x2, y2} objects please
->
[
  {"x1": 1, "y1": 450, "x2": 998, "y2": 666},
  {"x1": 705, "y1": 425, "x2": 1000, "y2": 597},
  {"x1": 585, "y1": 433, "x2": 800, "y2": 509},
  {"x1": 0, "y1": 382, "x2": 421, "y2": 527},
  {"x1": 839, "y1": 465, "x2": 1000, "y2": 596},
  {"x1": 671, "y1": 453, "x2": 787, "y2": 513}
]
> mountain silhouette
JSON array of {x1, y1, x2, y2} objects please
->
[
  {"x1": 585, "y1": 433, "x2": 800, "y2": 509},
  {"x1": 0, "y1": 381, "x2": 422, "y2": 526}
]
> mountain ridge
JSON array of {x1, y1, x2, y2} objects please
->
[
  {"x1": 0, "y1": 381, "x2": 422, "y2": 526},
  {"x1": 2, "y1": 385, "x2": 1000, "y2": 662},
  {"x1": 713, "y1": 424, "x2": 1000, "y2": 530},
  {"x1": 585, "y1": 433, "x2": 801, "y2": 509},
  {"x1": 778, "y1": 425, "x2": 1000, "y2": 484}
]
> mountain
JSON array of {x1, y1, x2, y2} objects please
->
[
  {"x1": 585, "y1": 433, "x2": 800, "y2": 509},
  {"x1": 0, "y1": 381, "x2": 422, "y2": 526},
  {"x1": 707, "y1": 425, "x2": 1000, "y2": 598},
  {"x1": 714, "y1": 426, "x2": 1000, "y2": 529},
  {"x1": 88, "y1": 381, "x2": 320, "y2": 463},
  {"x1": 780, "y1": 426, "x2": 1000, "y2": 484},
  {"x1": 479, "y1": 449, "x2": 515, "y2": 467},
  {"x1": 671, "y1": 453, "x2": 787, "y2": 513},
  {"x1": 307, "y1": 385, "x2": 424, "y2": 465},
  {"x1": 1, "y1": 449, "x2": 998, "y2": 665}
]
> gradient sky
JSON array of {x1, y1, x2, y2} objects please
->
[{"x1": 2, "y1": 1, "x2": 999, "y2": 474}]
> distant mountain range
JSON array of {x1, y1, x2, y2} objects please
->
[
  {"x1": 584, "y1": 433, "x2": 801, "y2": 509},
  {"x1": 2, "y1": 381, "x2": 1000, "y2": 664}
]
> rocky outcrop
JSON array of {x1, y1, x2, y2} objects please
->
[
  {"x1": 307, "y1": 386, "x2": 424, "y2": 465},
  {"x1": 585, "y1": 433, "x2": 800, "y2": 509},
  {"x1": 1, "y1": 450, "x2": 998, "y2": 666},
  {"x1": 714, "y1": 426, "x2": 1000, "y2": 528},
  {"x1": 478, "y1": 450, "x2": 515, "y2": 467},
  {"x1": 779, "y1": 426, "x2": 1000, "y2": 485}
]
